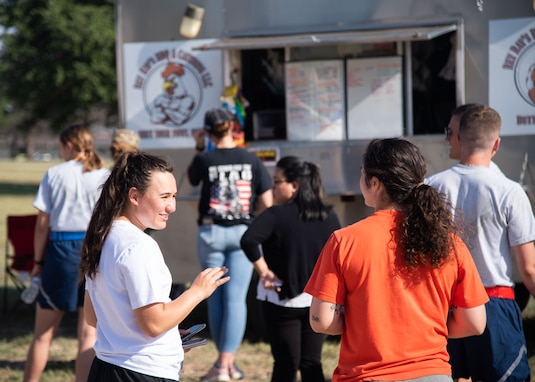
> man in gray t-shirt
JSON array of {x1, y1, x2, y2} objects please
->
[{"x1": 426, "y1": 105, "x2": 535, "y2": 381}]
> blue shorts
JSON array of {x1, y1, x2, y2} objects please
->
[
  {"x1": 37, "y1": 239, "x2": 85, "y2": 312},
  {"x1": 447, "y1": 297, "x2": 530, "y2": 381}
]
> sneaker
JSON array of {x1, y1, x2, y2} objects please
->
[
  {"x1": 200, "y1": 364, "x2": 230, "y2": 382},
  {"x1": 229, "y1": 364, "x2": 244, "y2": 380}
]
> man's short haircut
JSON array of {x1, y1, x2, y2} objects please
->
[
  {"x1": 451, "y1": 103, "x2": 483, "y2": 118},
  {"x1": 459, "y1": 105, "x2": 501, "y2": 151}
]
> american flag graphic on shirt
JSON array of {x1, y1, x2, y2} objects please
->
[{"x1": 208, "y1": 163, "x2": 253, "y2": 220}]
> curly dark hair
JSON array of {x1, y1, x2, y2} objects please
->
[{"x1": 363, "y1": 138, "x2": 458, "y2": 268}]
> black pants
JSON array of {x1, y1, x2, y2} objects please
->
[
  {"x1": 88, "y1": 357, "x2": 177, "y2": 382},
  {"x1": 262, "y1": 301, "x2": 327, "y2": 382}
]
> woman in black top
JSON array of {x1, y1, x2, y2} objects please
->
[{"x1": 240, "y1": 156, "x2": 341, "y2": 382}]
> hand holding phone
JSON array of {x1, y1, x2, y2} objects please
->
[
  {"x1": 182, "y1": 337, "x2": 207, "y2": 350},
  {"x1": 181, "y1": 323, "x2": 206, "y2": 342}
]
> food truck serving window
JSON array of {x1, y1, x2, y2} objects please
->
[{"x1": 194, "y1": 21, "x2": 461, "y2": 141}]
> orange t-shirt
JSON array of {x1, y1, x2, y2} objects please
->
[{"x1": 304, "y1": 210, "x2": 489, "y2": 382}]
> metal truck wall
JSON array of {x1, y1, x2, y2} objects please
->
[
  {"x1": 116, "y1": 0, "x2": 535, "y2": 283},
  {"x1": 116, "y1": 0, "x2": 534, "y2": 107}
]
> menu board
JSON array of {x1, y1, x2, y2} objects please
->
[
  {"x1": 285, "y1": 60, "x2": 345, "y2": 141},
  {"x1": 346, "y1": 56, "x2": 403, "y2": 139}
]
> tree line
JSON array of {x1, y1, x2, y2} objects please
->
[{"x1": 0, "y1": 0, "x2": 117, "y2": 146}]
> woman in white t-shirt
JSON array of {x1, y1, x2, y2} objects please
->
[
  {"x1": 24, "y1": 124, "x2": 109, "y2": 382},
  {"x1": 80, "y1": 152, "x2": 229, "y2": 381}
]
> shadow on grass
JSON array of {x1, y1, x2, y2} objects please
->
[
  {"x1": 1, "y1": 285, "x2": 79, "y2": 338},
  {"x1": 524, "y1": 316, "x2": 535, "y2": 358},
  {"x1": 1, "y1": 286, "x2": 35, "y2": 328},
  {"x1": 0, "y1": 359, "x2": 75, "y2": 372},
  {"x1": 0, "y1": 182, "x2": 39, "y2": 195}
]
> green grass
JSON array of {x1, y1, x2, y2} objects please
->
[{"x1": 0, "y1": 306, "x2": 340, "y2": 382}]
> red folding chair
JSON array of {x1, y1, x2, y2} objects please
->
[{"x1": 3, "y1": 214, "x2": 37, "y2": 314}]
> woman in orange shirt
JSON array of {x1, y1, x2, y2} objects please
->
[{"x1": 305, "y1": 138, "x2": 488, "y2": 382}]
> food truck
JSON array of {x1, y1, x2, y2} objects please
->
[{"x1": 115, "y1": 0, "x2": 535, "y2": 283}]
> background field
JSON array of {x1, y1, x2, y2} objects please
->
[{"x1": 1, "y1": 158, "x2": 535, "y2": 381}]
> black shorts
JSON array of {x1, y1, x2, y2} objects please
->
[{"x1": 88, "y1": 357, "x2": 178, "y2": 382}]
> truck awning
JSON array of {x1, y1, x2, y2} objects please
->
[{"x1": 192, "y1": 23, "x2": 457, "y2": 50}]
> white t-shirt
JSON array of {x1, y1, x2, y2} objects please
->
[
  {"x1": 426, "y1": 164, "x2": 535, "y2": 287},
  {"x1": 33, "y1": 160, "x2": 109, "y2": 231},
  {"x1": 85, "y1": 220, "x2": 182, "y2": 380}
]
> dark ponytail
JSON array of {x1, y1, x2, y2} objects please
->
[
  {"x1": 80, "y1": 152, "x2": 173, "y2": 279},
  {"x1": 400, "y1": 183, "x2": 456, "y2": 268},
  {"x1": 363, "y1": 139, "x2": 457, "y2": 268},
  {"x1": 276, "y1": 156, "x2": 332, "y2": 221}
]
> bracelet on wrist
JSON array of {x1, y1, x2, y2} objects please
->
[
  {"x1": 34, "y1": 260, "x2": 43, "y2": 265},
  {"x1": 195, "y1": 145, "x2": 205, "y2": 152}
]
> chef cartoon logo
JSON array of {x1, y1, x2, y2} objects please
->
[
  {"x1": 133, "y1": 48, "x2": 214, "y2": 127},
  {"x1": 501, "y1": 26, "x2": 535, "y2": 107},
  {"x1": 142, "y1": 61, "x2": 202, "y2": 126},
  {"x1": 514, "y1": 46, "x2": 535, "y2": 106}
]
